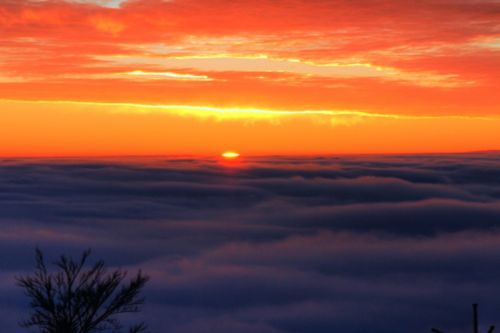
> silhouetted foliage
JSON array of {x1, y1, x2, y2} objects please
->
[
  {"x1": 17, "y1": 249, "x2": 149, "y2": 333},
  {"x1": 432, "y1": 304, "x2": 495, "y2": 333}
]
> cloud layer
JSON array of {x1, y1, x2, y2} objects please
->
[
  {"x1": 2, "y1": 154, "x2": 500, "y2": 332},
  {"x1": 0, "y1": 0, "x2": 499, "y2": 115}
]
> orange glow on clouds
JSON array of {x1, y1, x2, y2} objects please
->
[{"x1": 0, "y1": 0, "x2": 499, "y2": 156}]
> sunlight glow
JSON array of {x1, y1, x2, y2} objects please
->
[{"x1": 1, "y1": 99, "x2": 499, "y2": 157}]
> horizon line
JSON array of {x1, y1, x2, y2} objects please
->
[{"x1": 2, "y1": 150, "x2": 500, "y2": 160}]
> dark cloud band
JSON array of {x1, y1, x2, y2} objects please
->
[{"x1": 1, "y1": 154, "x2": 500, "y2": 333}]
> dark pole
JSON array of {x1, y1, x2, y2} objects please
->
[{"x1": 473, "y1": 304, "x2": 479, "y2": 333}]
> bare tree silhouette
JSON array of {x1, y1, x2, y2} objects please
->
[
  {"x1": 432, "y1": 304, "x2": 495, "y2": 333},
  {"x1": 17, "y1": 249, "x2": 149, "y2": 333}
]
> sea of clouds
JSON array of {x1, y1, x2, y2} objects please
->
[{"x1": 2, "y1": 154, "x2": 500, "y2": 333}]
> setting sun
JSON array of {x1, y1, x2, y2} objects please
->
[{"x1": 221, "y1": 151, "x2": 241, "y2": 159}]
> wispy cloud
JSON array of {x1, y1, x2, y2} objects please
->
[
  {"x1": 2, "y1": 98, "x2": 497, "y2": 122},
  {"x1": 120, "y1": 70, "x2": 214, "y2": 81}
]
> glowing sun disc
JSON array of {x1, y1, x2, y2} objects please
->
[{"x1": 222, "y1": 151, "x2": 240, "y2": 159}]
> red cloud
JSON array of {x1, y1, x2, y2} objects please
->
[{"x1": 0, "y1": 0, "x2": 498, "y2": 115}]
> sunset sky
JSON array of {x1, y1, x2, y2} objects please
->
[{"x1": 1, "y1": 0, "x2": 499, "y2": 156}]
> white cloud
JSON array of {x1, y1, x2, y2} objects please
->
[{"x1": 65, "y1": 0, "x2": 128, "y2": 8}]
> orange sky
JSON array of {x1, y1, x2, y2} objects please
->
[{"x1": 1, "y1": 0, "x2": 499, "y2": 156}]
